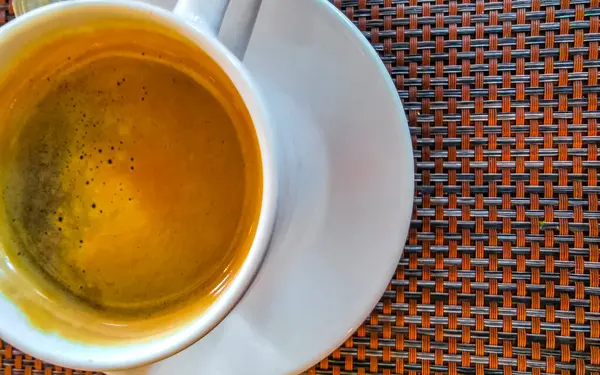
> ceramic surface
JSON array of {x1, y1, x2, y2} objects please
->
[
  {"x1": 111, "y1": 0, "x2": 414, "y2": 373},
  {"x1": 0, "y1": 0, "x2": 277, "y2": 370}
]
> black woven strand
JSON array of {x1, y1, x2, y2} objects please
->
[
  {"x1": 1, "y1": 0, "x2": 600, "y2": 374},
  {"x1": 1, "y1": 0, "x2": 13, "y2": 24},
  {"x1": 308, "y1": 0, "x2": 600, "y2": 374}
]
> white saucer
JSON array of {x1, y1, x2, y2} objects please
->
[{"x1": 111, "y1": 0, "x2": 413, "y2": 374}]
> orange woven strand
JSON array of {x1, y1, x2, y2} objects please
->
[
  {"x1": 312, "y1": 0, "x2": 598, "y2": 374},
  {"x1": 0, "y1": 0, "x2": 598, "y2": 374}
]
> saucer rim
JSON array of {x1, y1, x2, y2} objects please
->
[{"x1": 289, "y1": 1, "x2": 414, "y2": 373}]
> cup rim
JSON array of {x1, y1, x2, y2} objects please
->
[{"x1": 0, "y1": 0, "x2": 277, "y2": 370}]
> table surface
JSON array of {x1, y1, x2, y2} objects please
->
[{"x1": 1, "y1": 0, "x2": 598, "y2": 374}]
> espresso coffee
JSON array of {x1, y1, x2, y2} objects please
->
[{"x1": 0, "y1": 23, "x2": 262, "y2": 317}]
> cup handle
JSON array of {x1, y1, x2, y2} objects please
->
[{"x1": 173, "y1": 0, "x2": 262, "y2": 59}]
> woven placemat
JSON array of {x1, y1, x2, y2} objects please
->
[{"x1": 1, "y1": 0, "x2": 598, "y2": 374}]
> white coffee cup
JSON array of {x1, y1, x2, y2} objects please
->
[{"x1": 0, "y1": 0, "x2": 277, "y2": 371}]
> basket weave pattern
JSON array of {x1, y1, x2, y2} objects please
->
[
  {"x1": 309, "y1": 0, "x2": 598, "y2": 374},
  {"x1": 1, "y1": 0, "x2": 599, "y2": 374}
]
